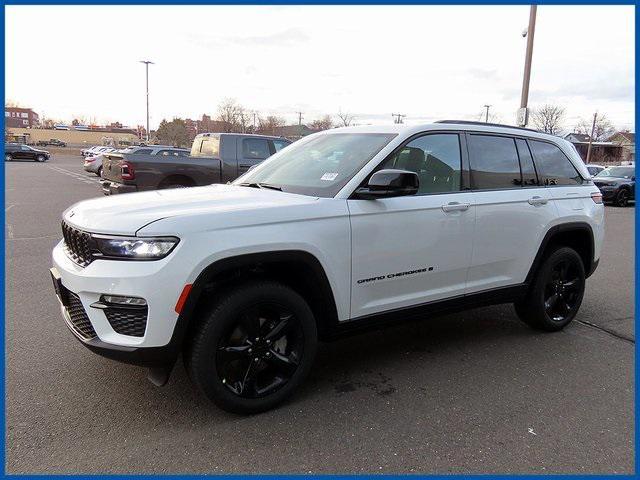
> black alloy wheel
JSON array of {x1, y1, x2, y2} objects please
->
[
  {"x1": 543, "y1": 259, "x2": 583, "y2": 323},
  {"x1": 216, "y1": 303, "x2": 303, "y2": 399},
  {"x1": 515, "y1": 247, "x2": 585, "y2": 331},
  {"x1": 615, "y1": 188, "x2": 630, "y2": 207}
]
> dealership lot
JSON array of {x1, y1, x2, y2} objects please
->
[{"x1": 5, "y1": 153, "x2": 634, "y2": 473}]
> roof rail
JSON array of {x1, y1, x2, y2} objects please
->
[{"x1": 435, "y1": 120, "x2": 541, "y2": 133}]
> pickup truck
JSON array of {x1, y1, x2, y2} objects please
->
[
  {"x1": 100, "y1": 133, "x2": 291, "y2": 195},
  {"x1": 36, "y1": 139, "x2": 67, "y2": 147}
]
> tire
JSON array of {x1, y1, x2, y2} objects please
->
[
  {"x1": 614, "y1": 188, "x2": 630, "y2": 207},
  {"x1": 36, "y1": 155, "x2": 46, "y2": 162},
  {"x1": 5, "y1": 154, "x2": 11, "y2": 161},
  {"x1": 515, "y1": 247, "x2": 585, "y2": 332},
  {"x1": 96, "y1": 166, "x2": 103, "y2": 177},
  {"x1": 185, "y1": 281, "x2": 318, "y2": 414},
  {"x1": 163, "y1": 184, "x2": 188, "y2": 189}
]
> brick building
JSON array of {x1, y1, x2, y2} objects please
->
[{"x1": 5, "y1": 107, "x2": 39, "y2": 128}]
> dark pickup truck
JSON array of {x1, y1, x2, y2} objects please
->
[
  {"x1": 100, "y1": 133, "x2": 291, "y2": 195},
  {"x1": 36, "y1": 139, "x2": 67, "y2": 147}
]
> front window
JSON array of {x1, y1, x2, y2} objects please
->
[
  {"x1": 596, "y1": 166, "x2": 635, "y2": 178},
  {"x1": 234, "y1": 133, "x2": 397, "y2": 198}
]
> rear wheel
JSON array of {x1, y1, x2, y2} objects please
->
[
  {"x1": 614, "y1": 188, "x2": 630, "y2": 207},
  {"x1": 515, "y1": 247, "x2": 585, "y2": 331},
  {"x1": 185, "y1": 281, "x2": 318, "y2": 414},
  {"x1": 96, "y1": 166, "x2": 103, "y2": 177}
]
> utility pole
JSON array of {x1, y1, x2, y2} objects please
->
[
  {"x1": 252, "y1": 111, "x2": 257, "y2": 131},
  {"x1": 518, "y1": 5, "x2": 537, "y2": 127},
  {"x1": 585, "y1": 112, "x2": 597, "y2": 164},
  {"x1": 296, "y1": 111, "x2": 303, "y2": 138},
  {"x1": 139, "y1": 60, "x2": 154, "y2": 142},
  {"x1": 392, "y1": 113, "x2": 406, "y2": 124},
  {"x1": 483, "y1": 105, "x2": 491, "y2": 123}
]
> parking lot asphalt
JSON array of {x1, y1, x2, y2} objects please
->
[{"x1": 5, "y1": 153, "x2": 635, "y2": 474}]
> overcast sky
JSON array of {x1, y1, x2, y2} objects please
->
[{"x1": 6, "y1": 5, "x2": 635, "y2": 131}]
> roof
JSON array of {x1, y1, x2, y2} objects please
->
[
  {"x1": 609, "y1": 131, "x2": 635, "y2": 143},
  {"x1": 564, "y1": 133, "x2": 591, "y2": 142}
]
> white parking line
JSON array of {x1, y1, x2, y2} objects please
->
[{"x1": 47, "y1": 165, "x2": 100, "y2": 186}]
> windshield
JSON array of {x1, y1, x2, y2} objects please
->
[
  {"x1": 233, "y1": 133, "x2": 397, "y2": 197},
  {"x1": 596, "y1": 166, "x2": 635, "y2": 178}
]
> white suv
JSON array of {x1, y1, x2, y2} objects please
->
[{"x1": 51, "y1": 121, "x2": 604, "y2": 413}]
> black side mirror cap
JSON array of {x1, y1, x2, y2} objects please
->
[{"x1": 355, "y1": 169, "x2": 419, "y2": 199}]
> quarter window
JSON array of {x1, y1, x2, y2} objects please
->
[
  {"x1": 468, "y1": 135, "x2": 521, "y2": 190},
  {"x1": 515, "y1": 139, "x2": 539, "y2": 187},
  {"x1": 528, "y1": 140, "x2": 583, "y2": 186},
  {"x1": 380, "y1": 133, "x2": 462, "y2": 195},
  {"x1": 272, "y1": 139, "x2": 290, "y2": 152},
  {"x1": 243, "y1": 138, "x2": 270, "y2": 160}
]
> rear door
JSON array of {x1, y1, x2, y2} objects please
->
[{"x1": 465, "y1": 134, "x2": 557, "y2": 293}]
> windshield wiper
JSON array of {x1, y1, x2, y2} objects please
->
[{"x1": 239, "y1": 182, "x2": 282, "y2": 191}]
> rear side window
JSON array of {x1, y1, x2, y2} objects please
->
[
  {"x1": 515, "y1": 139, "x2": 539, "y2": 187},
  {"x1": 132, "y1": 148, "x2": 152, "y2": 155},
  {"x1": 200, "y1": 137, "x2": 220, "y2": 157},
  {"x1": 468, "y1": 135, "x2": 521, "y2": 190},
  {"x1": 243, "y1": 138, "x2": 270, "y2": 160},
  {"x1": 528, "y1": 140, "x2": 583, "y2": 186},
  {"x1": 272, "y1": 139, "x2": 290, "y2": 152}
]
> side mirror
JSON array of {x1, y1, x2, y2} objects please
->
[{"x1": 355, "y1": 169, "x2": 419, "y2": 199}]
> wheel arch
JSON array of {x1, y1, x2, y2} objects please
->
[
  {"x1": 526, "y1": 222, "x2": 596, "y2": 284},
  {"x1": 174, "y1": 250, "x2": 340, "y2": 350},
  {"x1": 158, "y1": 174, "x2": 196, "y2": 188}
]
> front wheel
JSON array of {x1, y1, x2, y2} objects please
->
[
  {"x1": 36, "y1": 155, "x2": 47, "y2": 162},
  {"x1": 515, "y1": 247, "x2": 585, "y2": 331},
  {"x1": 185, "y1": 281, "x2": 318, "y2": 414},
  {"x1": 96, "y1": 166, "x2": 103, "y2": 177},
  {"x1": 5, "y1": 154, "x2": 11, "y2": 161}
]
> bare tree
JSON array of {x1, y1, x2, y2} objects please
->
[
  {"x1": 574, "y1": 113, "x2": 615, "y2": 141},
  {"x1": 531, "y1": 104, "x2": 565, "y2": 135},
  {"x1": 216, "y1": 98, "x2": 243, "y2": 133},
  {"x1": 337, "y1": 110, "x2": 355, "y2": 127},
  {"x1": 257, "y1": 115, "x2": 286, "y2": 136},
  {"x1": 309, "y1": 115, "x2": 334, "y2": 131}
]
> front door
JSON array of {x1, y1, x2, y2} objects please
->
[{"x1": 348, "y1": 132, "x2": 476, "y2": 319}]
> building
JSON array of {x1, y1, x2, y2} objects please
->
[
  {"x1": 608, "y1": 131, "x2": 635, "y2": 163},
  {"x1": 5, "y1": 107, "x2": 39, "y2": 128},
  {"x1": 185, "y1": 114, "x2": 230, "y2": 138},
  {"x1": 273, "y1": 124, "x2": 319, "y2": 140}
]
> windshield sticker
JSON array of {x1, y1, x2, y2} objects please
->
[{"x1": 321, "y1": 172, "x2": 339, "y2": 181}]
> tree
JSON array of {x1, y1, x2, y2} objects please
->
[
  {"x1": 155, "y1": 118, "x2": 190, "y2": 147},
  {"x1": 216, "y1": 98, "x2": 245, "y2": 133},
  {"x1": 574, "y1": 113, "x2": 615, "y2": 141},
  {"x1": 337, "y1": 110, "x2": 355, "y2": 127},
  {"x1": 310, "y1": 115, "x2": 334, "y2": 131},
  {"x1": 531, "y1": 104, "x2": 565, "y2": 135},
  {"x1": 257, "y1": 115, "x2": 286, "y2": 136}
]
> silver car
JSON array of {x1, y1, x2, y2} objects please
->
[{"x1": 83, "y1": 148, "x2": 117, "y2": 176}]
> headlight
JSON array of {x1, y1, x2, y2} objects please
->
[{"x1": 92, "y1": 235, "x2": 179, "y2": 260}]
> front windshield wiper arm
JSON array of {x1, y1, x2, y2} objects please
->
[{"x1": 238, "y1": 182, "x2": 282, "y2": 191}]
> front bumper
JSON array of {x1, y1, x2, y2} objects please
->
[
  {"x1": 100, "y1": 179, "x2": 137, "y2": 195},
  {"x1": 51, "y1": 240, "x2": 191, "y2": 366}
]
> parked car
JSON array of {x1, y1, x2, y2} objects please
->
[
  {"x1": 83, "y1": 148, "x2": 118, "y2": 176},
  {"x1": 593, "y1": 166, "x2": 635, "y2": 206},
  {"x1": 585, "y1": 164, "x2": 605, "y2": 176},
  {"x1": 81, "y1": 146, "x2": 112, "y2": 157},
  {"x1": 5, "y1": 143, "x2": 50, "y2": 162},
  {"x1": 51, "y1": 121, "x2": 603, "y2": 413},
  {"x1": 37, "y1": 139, "x2": 67, "y2": 147},
  {"x1": 100, "y1": 134, "x2": 290, "y2": 195}
]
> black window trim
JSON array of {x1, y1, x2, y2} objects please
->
[
  {"x1": 515, "y1": 137, "x2": 540, "y2": 187},
  {"x1": 350, "y1": 130, "x2": 470, "y2": 199},
  {"x1": 525, "y1": 137, "x2": 586, "y2": 187}
]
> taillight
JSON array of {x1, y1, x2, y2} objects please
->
[
  {"x1": 121, "y1": 161, "x2": 135, "y2": 180},
  {"x1": 591, "y1": 192, "x2": 603, "y2": 204}
]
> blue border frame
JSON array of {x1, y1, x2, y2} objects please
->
[{"x1": 1, "y1": 1, "x2": 636, "y2": 477}]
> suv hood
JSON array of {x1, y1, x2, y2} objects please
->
[{"x1": 63, "y1": 184, "x2": 320, "y2": 235}]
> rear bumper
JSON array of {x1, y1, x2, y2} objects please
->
[{"x1": 100, "y1": 179, "x2": 137, "y2": 195}]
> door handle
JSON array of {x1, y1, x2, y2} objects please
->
[
  {"x1": 528, "y1": 196, "x2": 548, "y2": 206},
  {"x1": 442, "y1": 202, "x2": 471, "y2": 212}
]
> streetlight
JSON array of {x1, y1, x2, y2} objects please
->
[
  {"x1": 140, "y1": 60, "x2": 154, "y2": 142},
  {"x1": 483, "y1": 105, "x2": 491, "y2": 123},
  {"x1": 518, "y1": 5, "x2": 537, "y2": 127}
]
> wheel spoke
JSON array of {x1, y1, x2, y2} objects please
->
[
  {"x1": 218, "y1": 344, "x2": 251, "y2": 361},
  {"x1": 545, "y1": 293, "x2": 559, "y2": 311},
  {"x1": 240, "y1": 361, "x2": 260, "y2": 397},
  {"x1": 265, "y1": 349, "x2": 298, "y2": 376},
  {"x1": 557, "y1": 297, "x2": 572, "y2": 314},
  {"x1": 264, "y1": 314, "x2": 292, "y2": 342}
]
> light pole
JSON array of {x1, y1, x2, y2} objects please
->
[
  {"x1": 518, "y1": 5, "x2": 537, "y2": 127},
  {"x1": 140, "y1": 60, "x2": 154, "y2": 142},
  {"x1": 483, "y1": 105, "x2": 491, "y2": 123}
]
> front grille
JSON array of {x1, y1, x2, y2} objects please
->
[
  {"x1": 61, "y1": 222, "x2": 93, "y2": 267},
  {"x1": 105, "y1": 307, "x2": 148, "y2": 337},
  {"x1": 66, "y1": 292, "x2": 97, "y2": 340}
]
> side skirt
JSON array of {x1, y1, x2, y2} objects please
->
[{"x1": 326, "y1": 284, "x2": 528, "y2": 339}]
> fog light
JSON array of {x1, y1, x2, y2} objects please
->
[{"x1": 101, "y1": 295, "x2": 147, "y2": 307}]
